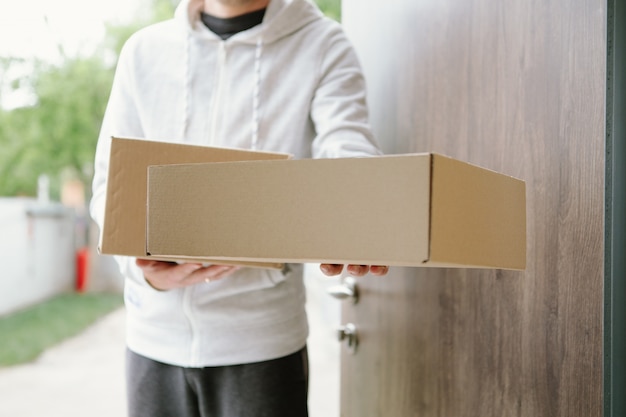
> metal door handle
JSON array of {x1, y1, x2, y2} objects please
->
[
  {"x1": 326, "y1": 277, "x2": 359, "y2": 304},
  {"x1": 337, "y1": 323, "x2": 358, "y2": 354}
]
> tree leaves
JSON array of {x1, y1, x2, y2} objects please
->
[
  {"x1": 0, "y1": 0, "x2": 338, "y2": 199},
  {"x1": 0, "y1": 53, "x2": 112, "y2": 198},
  {"x1": 0, "y1": 0, "x2": 177, "y2": 199}
]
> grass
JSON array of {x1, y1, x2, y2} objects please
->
[
  {"x1": 315, "y1": 0, "x2": 342, "y2": 21},
  {"x1": 0, "y1": 292, "x2": 124, "y2": 367}
]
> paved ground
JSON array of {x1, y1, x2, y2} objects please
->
[
  {"x1": 0, "y1": 270, "x2": 341, "y2": 417},
  {"x1": 0, "y1": 308, "x2": 128, "y2": 417}
]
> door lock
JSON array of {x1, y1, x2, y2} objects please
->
[{"x1": 337, "y1": 323, "x2": 358, "y2": 354}]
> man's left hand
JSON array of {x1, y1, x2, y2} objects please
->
[{"x1": 320, "y1": 264, "x2": 389, "y2": 277}]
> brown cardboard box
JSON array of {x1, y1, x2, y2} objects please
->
[
  {"x1": 98, "y1": 137, "x2": 289, "y2": 269},
  {"x1": 145, "y1": 153, "x2": 526, "y2": 270}
]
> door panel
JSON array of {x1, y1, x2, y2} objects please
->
[{"x1": 340, "y1": 0, "x2": 606, "y2": 416}]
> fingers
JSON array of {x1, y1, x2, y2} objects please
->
[
  {"x1": 190, "y1": 265, "x2": 240, "y2": 284},
  {"x1": 370, "y1": 265, "x2": 389, "y2": 276},
  {"x1": 135, "y1": 259, "x2": 239, "y2": 290},
  {"x1": 320, "y1": 264, "x2": 344, "y2": 276},
  {"x1": 346, "y1": 265, "x2": 370, "y2": 276},
  {"x1": 135, "y1": 259, "x2": 177, "y2": 269},
  {"x1": 320, "y1": 264, "x2": 390, "y2": 277}
]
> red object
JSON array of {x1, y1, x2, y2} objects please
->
[{"x1": 76, "y1": 247, "x2": 89, "y2": 292}]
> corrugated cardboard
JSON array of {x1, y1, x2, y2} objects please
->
[
  {"x1": 98, "y1": 137, "x2": 290, "y2": 269},
  {"x1": 145, "y1": 154, "x2": 526, "y2": 270}
]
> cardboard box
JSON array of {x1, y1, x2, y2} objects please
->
[
  {"x1": 146, "y1": 153, "x2": 526, "y2": 270},
  {"x1": 98, "y1": 137, "x2": 290, "y2": 269}
]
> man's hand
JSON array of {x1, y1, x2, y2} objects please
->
[
  {"x1": 136, "y1": 259, "x2": 240, "y2": 291},
  {"x1": 320, "y1": 264, "x2": 389, "y2": 277}
]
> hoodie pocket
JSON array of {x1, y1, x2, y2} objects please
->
[{"x1": 124, "y1": 278, "x2": 188, "y2": 325}]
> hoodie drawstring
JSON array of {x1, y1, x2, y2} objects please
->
[
  {"x1": 251, "y1": 37, "x2": 263, "y2": 150},
  {"x1": 181, "y1": 32, "x2": 263, "y2": 149},
  {"x1": 181, "y1": 31, "x2": 191, "y2": 141}
]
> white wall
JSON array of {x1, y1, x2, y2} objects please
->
[{"x1": 0, "y1": 198, "x2": 75, "y2": 316}]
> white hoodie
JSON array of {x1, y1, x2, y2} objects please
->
[{"x1": 90, "y1": 0, "x2": 381, "y2": 367}]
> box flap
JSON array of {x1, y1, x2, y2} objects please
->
[
  {"x1": 99, "y1": 137, "x2": 289, "y2": 269},
  {"x1": 428, "y1": 154, "x2": 526, "y2": 270}
]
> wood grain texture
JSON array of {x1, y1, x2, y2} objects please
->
[{"x1": 340, "y1": 0, "x2": 606, "y2": 416}]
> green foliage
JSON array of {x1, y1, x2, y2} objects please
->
[
  {"x1": 104, "y1": 0, "x2": 177, "y2": 56},
  {"x1": 315, "y1": 0, "x2": 342, "y2": 21},
  {"x1": 0, "y1": 0, "x2": 176, "y2": 198},
  {"x1": 0, "y1": 292, "x2": 124, "y2": 367},
  {"x1": 0, "y1": 0, "x2": 337, "y2": 198},
  {"x1": 0, "y1": 57, "x2": 113, "y2": 197}
]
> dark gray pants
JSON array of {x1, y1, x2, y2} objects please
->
[{"x1": 126, "y1": 347, "x2": 309, "y2": 417}]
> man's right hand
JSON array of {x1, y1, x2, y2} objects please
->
[{"x1": 135, "y1": 259, "x2": 240, "y2": 291}]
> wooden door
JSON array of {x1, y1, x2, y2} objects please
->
[{"x1": 339, "y1": 0, "x2": 608, "y2": 416}]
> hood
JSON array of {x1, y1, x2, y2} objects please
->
[
  {"x1": 173, "y1": 0, "x2": 325, "y2": 148},
  {"x1": 175, "y1": 0, "x2": 324, "y2": 45}
]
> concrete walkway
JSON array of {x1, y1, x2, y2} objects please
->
[
  {"x1": 0, "y1": 308, "x2": 127, "y2": 417},
  {"x1": 0, "y1": 271, "x2": 341, "y2": 417}
]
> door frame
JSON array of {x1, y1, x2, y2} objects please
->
[{"x1": 604, "y1": 0, "x2": 626, "y2": 415}]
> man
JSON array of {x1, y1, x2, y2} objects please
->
[{"x1": 90, "y1": 0, "x2": 387, "y2": 416}]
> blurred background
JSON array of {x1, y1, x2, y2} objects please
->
[{"x1": 0, "y1": 0, "x2": 343, "y2": 415}]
